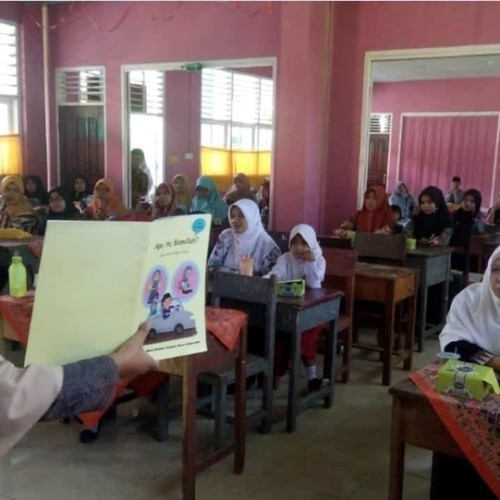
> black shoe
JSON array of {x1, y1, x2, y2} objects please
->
[
  {"x1": 79, "y1": 426, "x2": 100, "y2": 444},
  {"x1": 307, "y1": 378, "x2": 324, "y2": 392}
]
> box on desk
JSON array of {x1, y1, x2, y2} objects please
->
[
  {"x1": 436, "y1": 360, "x2": 500, "y2": 401},
  {"x1": 276, "y1": 279, "x2": 305, "y2": 298}
]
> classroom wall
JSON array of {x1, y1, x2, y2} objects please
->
[
  {"x1": 0, "y1": 3, "x2": 47, "y2": 181},
  {"x1": 328, "y1": 1, "x2": 500, "y2": 230},
  {"x1": 46, "y1": 1, "x2": 332, "y2": 231},
  {"x1": 372, "y1": 78, "x2": 500, "y2": 196}
]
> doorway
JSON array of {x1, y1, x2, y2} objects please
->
[
  {"x1": 367, "y1": 134, "x2": 389, "y2": 188},
  {"x1": 58, "y1": 105, "x2": 104, "y2": 190}
]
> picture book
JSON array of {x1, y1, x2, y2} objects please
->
[{"x1": 25, "y1": 214, "x2": 211, "y2": 367}]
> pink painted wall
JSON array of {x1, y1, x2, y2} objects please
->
[
  {"x1": 48, "y1": 1, "x2": 281, "y2": 200},
  {"x1": 328, "y1": 1, "x2": 500, "y2": 230},
  {"x1": 0, "y1": 2, "x2": 47, "y2": 181},
  {"x1": 372, "y1": 78, "x2": 500, "y2": 195},
  {"x1": 164, "y1": 71, "x2": 201, "y2": 187}
]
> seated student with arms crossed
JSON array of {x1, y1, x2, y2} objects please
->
[
  {"x1": 208, "y1": 198, "x2": 280, "y2": 276},
  {"x1": 265, "y1": 224, "x2": 326, "y2": 392}
]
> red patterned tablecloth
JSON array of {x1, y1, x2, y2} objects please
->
[
  {"x1": 410, "y1": 364, "x2": 500, "y2": 497},
  {"x1": 0, "y1": 298, "x2": 245, "y2": 427},
  {"x1": 205, "y1": 306, "x2": 246, "y2": 351}
]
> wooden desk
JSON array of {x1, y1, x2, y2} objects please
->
[
  {"x1": 158, "y1": 323, "x2": 247, "y2": 500},
  {"x1": 389, "y1": 378, "x2": 464, "y2": 500},
  {"x1": 354, "y1": 263, "x2": 419, "y2": 386},
  {"x1": 405, "y1": 247, "x2": 451, "y2": 352},
  {"x1": 276, "y1": 289, "x2": 342, "y2": 433}
]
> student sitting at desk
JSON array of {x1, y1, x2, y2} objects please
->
[
  {"x1": 69, "y1": 174, "x2": 93, "y2": 212},
  {"x1": 172, "y1": 174, "x2": 192, "y2": 215},
  {"x1": 190, "y1": 176, "x2": 228, "y2": 222},
  {"x1": 0, "y1": 175, "x2": 38, "y2": 234},
  {"x1": 440, "y1": 246, "x2": 500, "y2": 370},
  {"x1": 266, "y1": 224, "x2": 326, "y2": 392},
  {"x1": 335, "y1": 185, "x2": 393, "y2": 236},
  {"x1": 39, "y1": 187, "x2": 81, "y2": 234},
  {"x1": 152, "y1": 183, "x2": 179, "y2": 220},
  {"x1": 86, "y1": 178, "x2": 127, "y2": 221},
  {"x1": 24, "y1": 175, "x2": 48, "y2": 208},
  {"x1": 485, "y1": 190, "x2": 500, "y2": 227},
  {"x1": 450, "y1": 189, "x2": 485, "y2": 245},
  {"x1": 208, "y1": 198, "x2": 280, "y2": 275},
  {"x1": 407, "y1": 186, "x2": 452, "y2": 246}
]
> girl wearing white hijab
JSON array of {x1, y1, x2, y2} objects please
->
[
  {"x1": 208, "y1": 198, "x2": 280, "y2": 275},
  {"x1": 0, "y1": 323, "x2": 157, "y2": 457},
  {"x1": 265, "y1": 224, "x2": 326, "y2": 391},
  {"x1": 440, "y1": 246, "x2": 500, "y2": 371}
]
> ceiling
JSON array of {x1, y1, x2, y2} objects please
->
[{"x1": 373, "y1": 54, "x2": 500, "y2": 82}]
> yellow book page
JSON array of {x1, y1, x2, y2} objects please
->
[
  {"x1": 139, "y1": 214, "x2": 211, "y2": 361},
  {"x1": 25, "y1": 220, "x2": 149, "y2": 367}
]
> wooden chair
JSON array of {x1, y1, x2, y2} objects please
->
[
  {"x1": 322, "y1": 247, "x2": 358, "y2": 383},
  {"x1": 353, "y1": 232, "x2": 406, "y2": 266},
  {"x1": 352, "y1": 232, "x2": 407, "y2": 352},
  {"x1": 268, "y1": 230, "x2": 289, "y2": 253},
  {"x1": 199, "y1": 273, "x2": 277, "y2": 447}
]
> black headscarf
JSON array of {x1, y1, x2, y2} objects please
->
[
  {"x1": 47, "y1": 187, "x2": 79, "y2": 221},
  {"x1": 412, "y1": 186, "x2": 452, "y2": 240},
  {"x1": 24, "y1": 175, "x2": 48, "y2": 205},
  {"x1": 450, "y1": 188, "x2": 483, "y2": 248},
  {"x1": 69, "y1": 174, "x2": 92, "y2": 202}
]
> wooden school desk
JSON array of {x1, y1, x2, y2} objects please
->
[
  {"x1": 276, "y1": 288, "x2": 342, "y2": 433},
  {"x1": 405, "y1": 246, "x2": 451, "y2": 352},
  {"x1": 388, "y1": 377, "x2": 464, "y2": 500},
  {"x1": 354, "y1": 263, "x2": 419, "y2": 386}
]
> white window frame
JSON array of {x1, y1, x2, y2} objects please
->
[{"x1": 0, "y1": 19, "x2": 20, "y2": 136}]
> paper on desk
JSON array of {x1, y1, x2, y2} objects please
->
[{"x1": 25, "y1": 215, "x2": 210, "y2": 367}]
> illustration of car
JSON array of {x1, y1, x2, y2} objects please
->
[{"x1": 148, "y1": 298, "x2": 196, "y2": 337}]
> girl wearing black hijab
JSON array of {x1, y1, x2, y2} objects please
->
[
  {"x1": 24, "y1": 175, "x2": 48, "y2": 207},
  {"x1": 40, "y1": 187, "x2": 80, "y2": 235},
  {"x1": 69, "y1": 174, "x2": 93, "y2": 212},
  {"x1": 450, "y1": 188, "x2": 485, "y2": 247},
  {"x1": 410, "y1": 186, "x2": 453, "y2": 246}
]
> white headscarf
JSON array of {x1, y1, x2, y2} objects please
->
[
  {"x1": 440, "y1": 245, "x2": 500, "y2": 355},
  {"x1": 288, "y1": 224, "x2": 323, "y2": 278},
  {"x1": 226, "y1": 199, "x2": 278, "y2": 273}
]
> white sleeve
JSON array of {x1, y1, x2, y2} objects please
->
[
  {"x1": 0, "y1": 357, "x2": 62, "y2": 457},
  {"x1": 304, "y1": 255, "x2": 326, "y2": 289},
  {"x1": 264, "y1": 253, "x2": 289, "y2": 280}
]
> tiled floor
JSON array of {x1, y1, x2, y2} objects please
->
[{"x1": 0, "y1": 338, "x2": 439, "y2": 499}]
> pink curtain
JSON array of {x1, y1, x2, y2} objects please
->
[{"x1": 398, "y1": 115, "x2": 499, "y2": 205}]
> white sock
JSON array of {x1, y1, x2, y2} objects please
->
[{"x1": 305, "y1": 365, "x2": 317, "y2": 381}]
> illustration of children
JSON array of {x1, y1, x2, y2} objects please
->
[
  {"x1": 149, "y1": 292, "x2": 159, "y2": 316},
  {"x1": 161, "y1": 293, "x2": 175, "y2": 319},
  {"x1": 148, "y1": 269, "x2": 162, "y2": 304},
  {"x1": 180, "y1": 266, "x2": 193, "y2": 295}
]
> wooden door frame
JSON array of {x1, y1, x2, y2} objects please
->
[
  {"x1": 55, "y1": 66, "x2": 106, "y2": 187},
  {"x1": 358, "y1": 44, "x2": 500, "y2": 208}
]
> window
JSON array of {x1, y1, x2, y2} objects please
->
[
  {"x1": 0, "y1": 20, "x2": 21, "y2": 174},
  {"x1": 56, "y1": 68, "x2": 105, "y2": 105},
  {"x1": 201, "y1": 68, "x2": 274, "y2": 190},
  {"x1": 370, "y1": 113, "x2": 392, "y2": 135}
]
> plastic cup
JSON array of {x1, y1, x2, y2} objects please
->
[
  {"x1": 436, "y1": 351, "x2": 460, "y2": 364},
  {"x1": 346, "y1": 230, "x2": 356, "y2": 240},
  {"x1": 406, "y1": 238, "x2": 417, "y2": 250},
  {"x1": 240, "y1": 257, "x2": 254, "y2": 276}
]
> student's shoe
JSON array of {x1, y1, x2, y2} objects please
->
[
  {"x1": 307, "y1": 378, "x2": 327, "y2": 392},
  {"x1": 79, "y1": 424, "x2": 100, "y2": 444}
]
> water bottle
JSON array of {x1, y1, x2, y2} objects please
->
[{"x1": 9, "y1": 251, "x2": 27, "y2": 298}]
